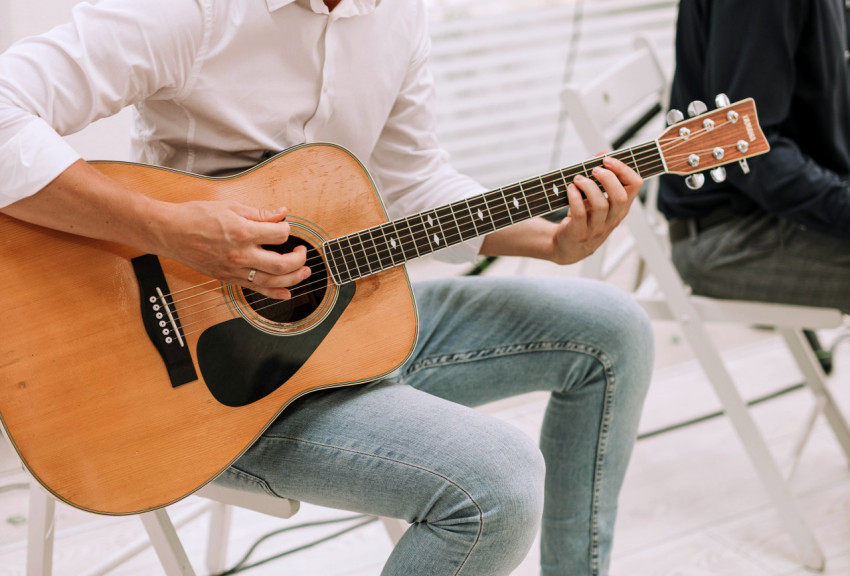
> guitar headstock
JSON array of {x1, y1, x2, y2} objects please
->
[{"x1": 658, "y1": 96, "x2": 770, "y2": 188}]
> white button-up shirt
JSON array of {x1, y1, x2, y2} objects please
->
[{"x1": 0, "y1": 0, "x2": 485, "y2": 261}]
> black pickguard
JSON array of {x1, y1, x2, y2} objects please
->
[{"x1": 196, "y1": 282, "x2": 355, "y2": 407}]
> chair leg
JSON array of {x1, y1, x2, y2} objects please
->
[
  {"x1": 26, "y1": 485, "x2": 54, "y2": 576},
  {"x1": 205, "y1": 502, "x2": 233, "y2": 574},
  {"x1": 139, "y1": 509, "x2": 197, "y2": 576},
  {"x1": 678, "y1": 316, "x2": 825, "y2": 570},
  {"x1": 779, "y1": 327, "x2": 850, "y2": 464}
]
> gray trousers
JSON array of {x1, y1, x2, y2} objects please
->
[{"x1": 671, "y1": 212, "x2": 850, "y2": 314}]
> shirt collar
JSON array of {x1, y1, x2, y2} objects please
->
[{"x1": 265, "y1": 0, "x2": 380, "y2": 17}]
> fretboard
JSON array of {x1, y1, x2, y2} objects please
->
[{"x1": 323, "y1": 140, "x2": 665, "y2": 285}]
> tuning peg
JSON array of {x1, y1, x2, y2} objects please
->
[
  {"x1": 738, "y1": 159, "x2": 750, "y2": 174},
  {"x1": 666, "y1": 109, "x2": 684, "y2": 125},
  {"x1": 715, "y1": 93, "x2": 731, "y2": 108},
  {"x1": 710, "y1": 166, "x2": 727, "y2": 183},
  {"x1": 685, "y1": 173, "x2": 705, "y2": 190},
  {"x1": 687, "y1": 100, "x2": 708, "y2": 117}
]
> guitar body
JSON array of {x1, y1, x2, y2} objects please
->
[{"x1": 0, "y1": 143, "x2": 417, "y2": 514}]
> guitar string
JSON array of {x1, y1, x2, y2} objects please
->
[
  {"x1": 164, "y1": 126, "x2": 743, "y2": 334},
  {"x1": 170, "y1": 148, "x2": 673, "y2": 335},
  {"x1": 163, "y1": 141, "x2": 664, "y2": 304},
  {"x1": 163, "y1": 117, "x2": 736, "y2": 305},
  {"x1": 167, "y1": 142, "x2": 660, "y2": 305},
  {"x1": 161, "y1": 134, "x2": 698, "y2": 310},
  {"x1": 167, "y1": 141, "x2": 696, "y2": 332}
]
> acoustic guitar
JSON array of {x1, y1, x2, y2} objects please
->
[{"x1": 0, "y1": 98, "x2": 769, "y2": 514}]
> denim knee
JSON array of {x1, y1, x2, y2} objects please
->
[{"x1": 434, "y1": 423, "x2": 545, "y2": 571}]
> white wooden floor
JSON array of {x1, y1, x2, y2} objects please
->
[{"x1": 1, "y1": 256, "x2": 849, "y2": 576}]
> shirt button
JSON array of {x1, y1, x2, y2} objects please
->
[{"x1": 322, "y1": 84, "x2": 329, "y2": 93}]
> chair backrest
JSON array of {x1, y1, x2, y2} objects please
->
[
  {"x1": 561, "y1": 36, "x2": 668, "y2": 156},
  {"x1": 559, "y1": 36, "x2": 670, "y2": 281}
]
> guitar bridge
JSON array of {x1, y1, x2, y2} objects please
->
[{"x1": 131, "y1": 254, "x2": 198, "y2": 387}]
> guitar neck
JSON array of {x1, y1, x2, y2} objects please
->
[{"x1": 323, "y1": 140, "x2": 665, "y2": 284}]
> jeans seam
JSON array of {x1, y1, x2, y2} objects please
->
[
  {"x1": 403, "y1": 340, "x2": 602, "y2": 383},
  {"x1": 589, "y1": 350, "x2": 615, "y2": 576},
  {"x1": 406, "y1": 339, "x2": 615, "y2": 574},
  {"x1": 260, "y1": 434, "x2": 484, "y2": 576}
]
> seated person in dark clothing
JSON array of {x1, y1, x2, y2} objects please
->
[{"x1": 658, "y1": 0, "x2": 850, "y2": 314}]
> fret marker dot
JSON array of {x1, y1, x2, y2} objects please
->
[
  {"x1": 553, "y1": 185, "x2": 560, "y2": 196},
  {"x1": 391, "y1": 238, "x2": 398, "y2": 249},
  {"x1": 477, "y1": 209, "x2": 484, "y2": 220},
  {"x1": 433, "y1": 234, "x2": 441, "y2": 245},
  {"x1": 512, "y1": 197, "x2": 520, "y2": 209},
  {"x1": 427, "y1": 215, "x2": 434, "y2": 226}
]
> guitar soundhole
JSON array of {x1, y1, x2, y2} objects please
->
[{"x1": 240, "y1": 236, "x2": 328, "y2": 324}]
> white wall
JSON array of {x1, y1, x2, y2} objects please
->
[{"x1": 1, "y1": 0, "x2": 132, "y2": 161}]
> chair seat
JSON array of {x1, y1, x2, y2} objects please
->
[
  {"x1": 638, "y1": 293, "x2": 844, "y2": 329},
  {"x1": 195, "y1": 483, "x2": 299, "y2": 519}
]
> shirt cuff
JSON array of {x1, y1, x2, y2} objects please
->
[
  {"x1": 432, "y1": 236, "x2": 485, "y2": 264},
  {"x1": 0, "y1": 117, "x2": 82, "y2": 209}
]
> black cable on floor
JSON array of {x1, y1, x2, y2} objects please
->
[
  {"x1": 636, "y1": 381, "x2": 805, "y2": 441},
  {"x1": 213, "y1": 514, "x2": 378, "y2": 575}
]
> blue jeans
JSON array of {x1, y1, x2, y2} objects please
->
[{"x1": 216, "y1": 275, "x2": 653, "y2": 575}]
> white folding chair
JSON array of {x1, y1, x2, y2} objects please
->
[
  {"x1": 560, "y1": 36, "x2": 850, "y2": 571},
  {"x1": 10, "y1": 435, "x2": 406, "y2": 576}
]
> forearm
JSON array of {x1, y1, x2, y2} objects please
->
[
  {"x1": 479, "y1": 218, "x2": 559, "y2": 262},
  {"x1": 1, "y1": 159, "x2": 168, "y2": 253}
]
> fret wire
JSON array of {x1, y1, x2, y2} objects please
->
[
  {"x1": 405, "y1": 215, "x2": 426, "y2": 259},
  {"x1": 416, "y1": 213, "x2": 433, "y2": 255},
  {"x1": 482, "y1": 189, "x2": 507, "y2": 229},
  {"x1": 328, "y1": 143, "x2": 665, "y2": 279},
  {"x1": 388, "y1": 219, "x2": 411, "y2": 263},
  {"x1": 375, "y1": 222, "x2": 397, "y2": 268},
  {"x1": 525, "y1": 178, "x2": 550, "y2": 217},
  {"x1": 436, "y1": 205, "x2": 461, "y2": 246},
  {"x1": 397, "y1": 217, "x2": 420, "y2": 262},
  {"x1": 354, "y1": 231, "x2": 376, "y2": 276},
  {"x1": 419, "y1": 210, "x2": 441, "y2": 251},
  {"x1": 497, "y1": 187, "x2": 516, "y2": 226},
  {"x1": 432, "y1": 207, "x2": 450, "y2": 249},
  {"x1": 342, "y1": 235, "x2": 365, "y2": 280},
  {"x1": 487, "y1": 189, "x2": 510, "y2": 229},
  {"x1": 322, "y1": 241, "x2": 343, "y2": 284},
  {"x1": 540, "y1": 172, "x2": 568, "y2": 210},
  {"x1": 462, "y1": 197, "x2": 480, "y2": 237},
  {"x1": 364, "y1": 227, "x2": 387, "y2": 272},
  {"x1": 468, "y1": 195, "x2": 497, "y2": 234},
  {"x1": 514, "y1": 181, "x2": 536, "y2": 218},
  {"x1": 327, "y1": 239, "x2": 352, "y2": 285},
  {"x1": 538, "y1": 175, "x2": 554, "y2": 212}
]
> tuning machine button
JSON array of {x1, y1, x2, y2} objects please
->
[
  {"x1": 666, "y1": 109, "x2": 685, "y2": 125},
  {"x1": 715, "y1": 93, "x2": 731, "y2": 108},
  {"x1": 739, "y1": 159, "x2": 751, "y2": 174},
  {"x1": 685, "y1": 173, "x2": 705, "y2": 190},
  {"x1": 710, "y1": 167, "x2": 727, "y2": 183},
  {"x1": 687, "y1": 100, "x2": 708, "y2": 117}
]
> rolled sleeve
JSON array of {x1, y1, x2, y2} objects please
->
[
  {"x1": 368, "y1": 3, "x2": 485, "y2": 264},
  {"x1": 0, "y1": 118, "x2": 81, "y2": 208},
  {"x1": 0, "y1": 0, "x2": 206, "y2": 208}
]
